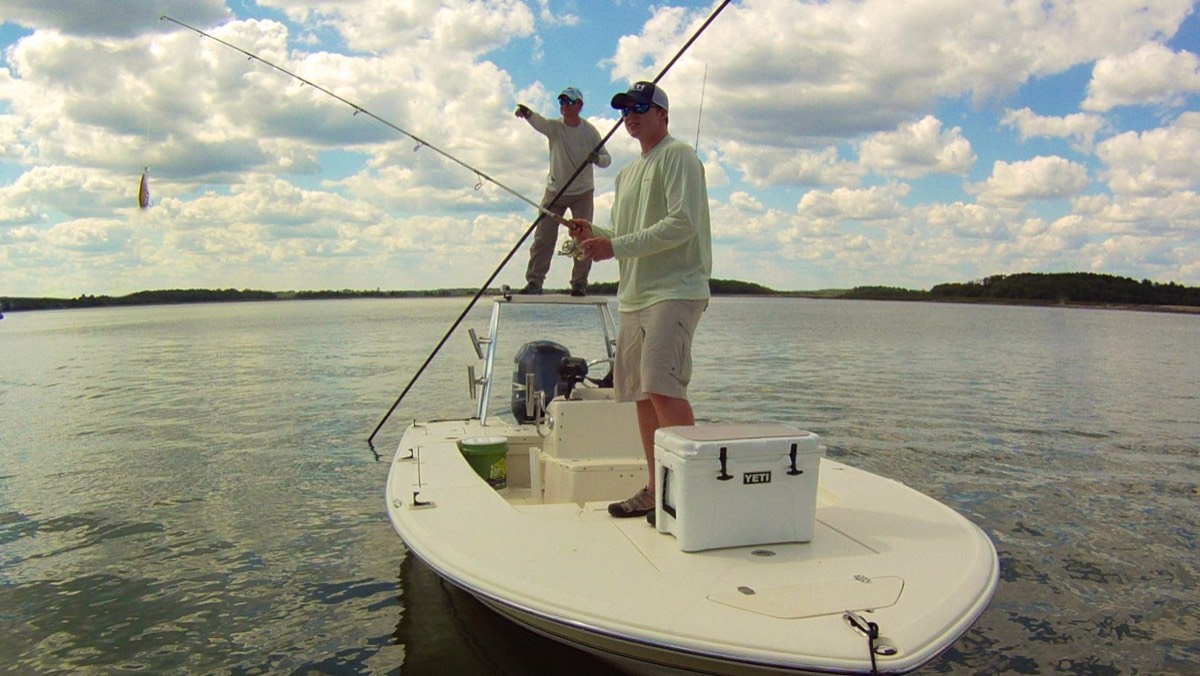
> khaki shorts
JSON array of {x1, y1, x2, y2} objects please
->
[{"x1": 615, "y1": 300, "x2": 707, "y2": 402}]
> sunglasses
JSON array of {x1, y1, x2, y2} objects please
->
[
  {"x1": 620, "y1": 102, "x2": 655, "y2": 117},
  {"x1": 558, "y1": 97, "x2": 580, "y2": 105}
]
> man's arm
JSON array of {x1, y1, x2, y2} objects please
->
[
  {"x1": 514, "y1": 105, "x2": 552, "y2": 136},
  {"x1": 586, "y1": 124, "x2": 612, "y2": 168},
  {"x1": 589, "y1": 142, "x2": 612, "y2": 168}
]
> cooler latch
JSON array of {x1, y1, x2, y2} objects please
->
[
  {"x1": 717, "y1": 446, "x2": 732, "y2": 481},
  {"x1": 788, "y1": 442, "x2": 803, "y2": 476}
]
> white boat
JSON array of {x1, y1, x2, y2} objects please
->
[{"x1": 385, "y1": 294, "x2": 999, "y2": 674}]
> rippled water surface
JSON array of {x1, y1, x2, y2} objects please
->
[{"x1": 1, "y1": 298, "x2": 1197, "y2": 674}]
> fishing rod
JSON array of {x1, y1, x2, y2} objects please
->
[
  {"x1": 695, "y1": 64, "x2": 708, "y2": 151},
  {"x1": 159, "y1": 15, "x2": 568, "y2": 226},
  {"x1": 366, "y1": 0, "x2": 733, "y2": 447}
]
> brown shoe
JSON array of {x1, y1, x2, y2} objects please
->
[{"x1": 608, "y1": 486, "x2": 655, "y2": 518}]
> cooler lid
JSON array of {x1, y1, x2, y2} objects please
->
[{"x1": 655, "y1": 423, "x2": 820, "y2": 458}]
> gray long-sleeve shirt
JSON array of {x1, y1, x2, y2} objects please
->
[{"x1": 525, "y1": 112, "x2": 611, "y2": 195}]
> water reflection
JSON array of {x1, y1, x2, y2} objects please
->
[{"x1": 394, "y1": 553, "x2": 615, "y2": 675}]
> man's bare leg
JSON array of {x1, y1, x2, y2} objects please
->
[{"x1": 637, "y1": 394, "x2": 695, "y2": 492}]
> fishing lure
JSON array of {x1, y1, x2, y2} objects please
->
[{"x1": 138, "y1": 167, "x2": 150, "y2": 209}]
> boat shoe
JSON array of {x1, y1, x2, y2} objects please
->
[{"x1": 608, "y1": 486, "x2": 655, "y2": 518}]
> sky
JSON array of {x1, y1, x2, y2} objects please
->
[{"x1": 1, "y1": 0, "x2": 1198, "y2": 297}]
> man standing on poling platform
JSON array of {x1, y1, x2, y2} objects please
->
[{"x1": 514, "y1": 87, "x2": 611, "y2": 296}]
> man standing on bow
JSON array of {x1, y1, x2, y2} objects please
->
[
  {"x1": 568, "y1": 81, "x2": 712, "y2": 520},
  {"x1": 514, "y1": 86, "x2": 611, "y2": 297}
]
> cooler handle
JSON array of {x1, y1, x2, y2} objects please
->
[{"x1": 660, "y1": 465, "x2": 677, "y2": 518}]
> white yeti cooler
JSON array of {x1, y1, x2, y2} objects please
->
[{"x1": 653, "y1": 423, "x2": 824, "y2": 552}]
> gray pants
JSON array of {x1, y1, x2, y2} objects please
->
[{"x1": 525, "y1": 189, "x2": 594, "y2": 288}]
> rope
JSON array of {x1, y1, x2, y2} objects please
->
[{"x1": 843, "y1": 610, "x2": 882, "y2": 674}]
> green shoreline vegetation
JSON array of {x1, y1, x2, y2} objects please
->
[{"x1": 2, "y1": 272, "x2": 1198, "y2": 314}]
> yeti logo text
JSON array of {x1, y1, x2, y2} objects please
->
[{"x1": 743, "y1": 471, "x2": 772, "y2": 485}]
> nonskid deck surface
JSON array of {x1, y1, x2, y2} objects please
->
[{"x1": 387, "y1": 419, "x2": 999, "y2": 673}]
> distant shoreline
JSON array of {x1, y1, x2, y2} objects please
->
[
  {"x1": 3, "y1": 272, "x2": 1198, "y2": 315},
  {"x1": 3, "y1": 291, "x2": 1198, "y2": 317}
]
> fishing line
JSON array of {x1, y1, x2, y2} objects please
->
[
  {"x1": 159, "y1": 15, "x2": 567, "y2": 225},
  {"x1": 367, "y1": 0, "x2": 733, "y2": 447}
]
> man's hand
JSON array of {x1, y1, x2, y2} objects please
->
[
  {"x1": 565, "y1": 218, "x2": 593, "y2": 241},
  {"x1": 579, "y1": 237, "x2": 614, "y2": 262},
  {"x1": 514, "y1": 104, "x2": 532, "y2": 119}
]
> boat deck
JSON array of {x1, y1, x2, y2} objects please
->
[{"x1": 387, "y1": 416, "x2": 999, "y2": 674}]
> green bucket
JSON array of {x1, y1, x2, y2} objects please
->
[{"x1": 458, "y1": 436, "x2": 508, "y2": 489}]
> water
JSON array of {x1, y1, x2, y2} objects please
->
[{"x1": 1, "y1": 297, "x2": 1197, "y2": 674}]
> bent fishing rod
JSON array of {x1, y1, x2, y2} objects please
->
[
  {"x1": 366, "y1": 0, "x2": 732, "y2": 447},
  {"x1": 160, "y1": 15, "x2": 568, "y2": 226}
]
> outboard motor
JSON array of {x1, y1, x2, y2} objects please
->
[{"x1": 511, "y1": 341, "x2": 570, "y2": 422}]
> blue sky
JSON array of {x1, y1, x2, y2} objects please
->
[{"x1": 1, "y1": 0, "x2": 1198, "y2": 297}]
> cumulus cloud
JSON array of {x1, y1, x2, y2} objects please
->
[
  {"x1": 922, "y1": 201, "x2": 1015, "y2": 240},
  {"x1": 716, "y1": 143, "x2": 861, "y2": 188},
  {"x1": 253, "y1": 0, "x2": 536, "y2": 53},
  {"x1": 1073, "y1": 190, "x2": 1200, "y2": 235},
  {"x1": 858, "y1": 116, "x2": 975, "y2": 179},
  {"x1": 1096, "y1": 112, "x2": 1200, "y2": 195},
  {"x1": 973, "y1": 156, "x2": 1090, "y2": 204},
  {"x1": 1084, "y1": 43, "x2": 1200, "y2": 111},
  {"x1": 797, "y1": 183, "x2": 910, "y2": 221},
  {"x1": 610, "y1": 0, "x2": 1195, "y2": 146},
  {"x1": 728, "y1": 191, "x2": 764, "y2": 213},
  {"x1": 534, "y1": 0, "x2": 580, "y2": 27},
  {"x1": 44, "y1": 218, "x2": 133, "y2": 252},
  {"x1": 1001, "y1": 107, "x2": 1106, "y2": 153}
]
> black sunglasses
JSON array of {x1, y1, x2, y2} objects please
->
[{"x1": 620, "y1": 102, "x2": 655, "y2": 117}]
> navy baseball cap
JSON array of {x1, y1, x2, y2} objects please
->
[{"x1": 610, "y1": 81, "x2": 669, "y2": 111}]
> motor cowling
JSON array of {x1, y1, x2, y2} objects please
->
[{"x1": 511, "y1": 341, "x2": 570, "y2": 422}]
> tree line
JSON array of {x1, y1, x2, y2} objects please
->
[
  {"x1": 926, "y1": 272, "x2": 1200, "y2": 306},
  {"x1": 844, "y1": 273, "x2": 1199, "y2": 307},
  {"x1": 2, "y1": 273, "x2": 1197, "y2": 313}
]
